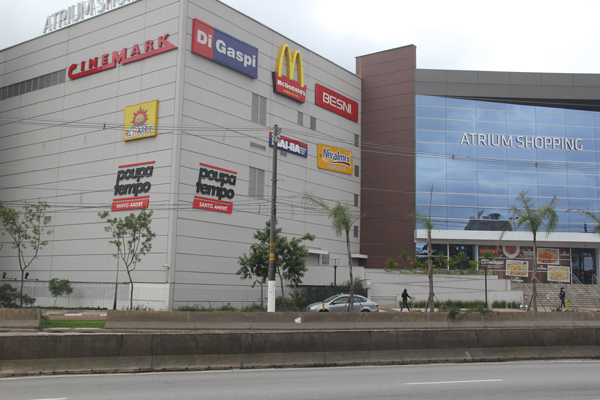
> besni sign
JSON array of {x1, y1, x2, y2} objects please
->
[
  {"x1": 269, "y1": 132, "x2": 308, "y2": 158},
  {"x1": 123, "y1": 100, "x2": 158, "y2": 141},
  {"x1": 111, "y1": 161, "x2": 154, "y2": 211},
  {"x1": 317, "y1": 144, "x2": 353, "y2": 175},
  {"x1": 272, "y1": 44, "x2": 306, "y2": 103},
  {"x1": 191, "y1": 19, "x2": 259, "y2": 79},
  {"x1": 315, "y1": 84, "x2": 359, "y2": 123},
  {"x1": 194, "y1": 163, "x2": 237, "y2": 214}
]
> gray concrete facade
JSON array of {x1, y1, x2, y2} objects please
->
[{"x1": 0, "y1": 0, "x2": 362, "y2": 309}]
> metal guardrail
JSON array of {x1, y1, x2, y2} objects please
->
[{"x1": 593, "y1": 274, "x2": 600, "y2": 285}]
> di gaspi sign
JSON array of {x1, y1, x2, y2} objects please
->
[
  {"x1": 123, "y1": 100, "x2": 158, "y2": 141},
  {"x1": 317, "y1": 144, "x2": 353, "y2": 175},
  {"x1": 272, "y1": 44, "x2": 306, "y2": 103}
]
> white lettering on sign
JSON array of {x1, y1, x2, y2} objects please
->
[
  {"x1": 460, "y1": 133, "x2": 583, "y2": 151},
  {"x1": 43, "y1": 0, "x2": 139, "y2": 34},
  {"x1": 323, "y1": 92, "x2": 352, "y2": 114}
]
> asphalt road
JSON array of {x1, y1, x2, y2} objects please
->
[{"x1": 2, "y1": 360, "x2": 599, "y2": 400}]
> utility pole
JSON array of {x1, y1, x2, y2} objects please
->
[{"x1": 268, "y1": 125, "x2": 280, "y2": 312}]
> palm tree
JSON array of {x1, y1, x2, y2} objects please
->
[
  {"x1": 408, "y1": 211, "x2": 435, "y2": 312},
  {"x1": 302, "y1": 192, "x2": 361, "y2": 311},
  {"x1": 567, "y1": 208, "x2": 600, "y2": 234},
  {"x1": 456, "y1": 250, "x2": 469, "y2": 270},
  {"x1": 509, "y1": 190, "x2": 558, "y2": 312}
]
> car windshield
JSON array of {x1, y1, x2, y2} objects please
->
[{"x1": 322, "y1": 295, "x2": 342, "y2": 303}]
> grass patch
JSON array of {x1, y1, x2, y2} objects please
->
[{"x1": 41, "y1": 319, "x2": 105, "y2": 329}]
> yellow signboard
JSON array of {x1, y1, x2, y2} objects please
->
[
  {"x1": 123, "y1": 100, "x2": 158, "y2": 141},
  {"x1": 317, "y1": 143, "x2": 353, "y2": 174}
]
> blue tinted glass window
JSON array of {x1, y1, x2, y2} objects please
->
[
  {"x1": 416, "y1": 118, "x2": 445, "y2": 131},
  {"x1": 416, "y1": 95, "x2": 445, "y2": 106},
  {"x1": 416, "y1": 106, "x2": 445, "y2": 119},
  {"x1": 447, "y1": 120, "x2": 477, "y2": 133},
  {"x1": 414, "y1": 96, "x2": 600, "y2": 232},
  {"x1": 447, "y1": 194, "x2": 477, "y2": 206},
  {"x1": 477, "y1": 110, "x2": 506, "y2": 123},
  {"x1": 566, "y1": 114, "x2": 594, "y2": 127},
  {"x1": 507, "y1": 112, "x2": 535, "y2": 124},
  {"x1": 447, "y1": 181, "x2": 477, "y2": 194},
  {"x1": 536, "y1": 112, "x2": 565, "y2": 126},
  {"x1": 447, "y1": 107, "x2": 476, "y2": 121}
]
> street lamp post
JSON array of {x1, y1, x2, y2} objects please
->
[{"x1": 331, "y1": 257, "x2": 340, "y2": 290}]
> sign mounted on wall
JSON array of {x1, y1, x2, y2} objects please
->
[
  {"x1": 272, "y1": 44, "x2": 306, "y2": 103},
  {"x1": 68, "y1": 34, "x2": 176, "y2": 80},
  {"x1": 194, "y1": 163, "x2": 237, "y2": 214},
  {"x1": 43, "y1": 0, "x2": 140, "y2": 34},
  {"x1": 191, "y1": 18, "x2": 259, "y2": 79},
  {"x1": 317, "y1": 144, "x2": 353, "y2": 175},
  {"x1": 315, "y1": 84, "x2": 359, "y2": 123},
  {"x1": 269, "y1": 132, "x2": 308, "y2": 158},
  {"x1": 123, "y1": 100, "x2": 158, "y2": 141},
  {"x1": 111, "y1": 161, "x2": 155, "y2": 211}
]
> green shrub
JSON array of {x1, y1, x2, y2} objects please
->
[
  {"x1": 0, "y1": 283, "x2": 35, "y2": 308},
  {"x1": 491, "y1": 300, "x2": 521, "y2": 309}
]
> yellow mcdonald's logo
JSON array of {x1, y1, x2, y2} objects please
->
[
  {"x1": 272, "y1": 44, "x2": 306, "y2": 103},
  {"x1": 275, "y1": 44, "x2": 304, "y2": 88}
]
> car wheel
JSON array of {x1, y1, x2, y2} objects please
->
[
  {"x1": 361, "y1": 309, "x2": 370, "y2": 312},
  {"x1": 318, "y1": 309, "x2": 329, "y2": 312}
]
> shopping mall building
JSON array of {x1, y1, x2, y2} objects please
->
[{"x1": 0, "y1": 0, "x2": 599, "y2": 308}]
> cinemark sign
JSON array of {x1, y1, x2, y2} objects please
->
[
  {"x1": 68, "y1": 34, "x2": 177, "y2": 80},
  {"x1": 315, "y1": 84, "x2": 359, "y2": 122}
]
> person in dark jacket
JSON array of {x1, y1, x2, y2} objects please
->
[
  {"x1": 400, "y1": 289, "x2": 412, "y2": 312},
  {"x1": 559, "y1": 287, "x2": 566, "y2": 309}
]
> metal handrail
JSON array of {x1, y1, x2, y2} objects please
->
[
  {"x1": 565, "y1": 285, "x2": 579, "y2": 309},
  {"x1": 534, "y1": 277, "x2": 557, "y2": 309},
  {"x1": 571, "y1": 273, "x2": 600, "y2": 305},
  {"x1": 592, "y1": 274, "x2": 600, "y2": 285}
]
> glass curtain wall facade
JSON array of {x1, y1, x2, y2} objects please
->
[{"x1": 415, "y1": 95, "x2": 600, "y2": 233}]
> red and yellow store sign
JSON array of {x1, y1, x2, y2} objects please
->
[
  {"x1": 123, "y1": 100, "x2": 159, "y2": 141},
  {"x1": 317, "y1": 143, "x2": 353, "y2": 175},
  {"x1": 272, "y1": 44, "x2": 306, "y2": 103}
]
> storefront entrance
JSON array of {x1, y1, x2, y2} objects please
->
[{"x1": 572, "y1": 248, "x2": 596, "y2": 284}]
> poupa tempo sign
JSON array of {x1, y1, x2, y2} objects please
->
[{"x1": 43, "y1": 0, "x2": 139, "y2": 34}]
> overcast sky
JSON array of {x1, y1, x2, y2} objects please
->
[{"x1": 3, "y1": 0, "x2": 600, "y2": 74}]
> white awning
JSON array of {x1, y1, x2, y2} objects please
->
[
  {"x1": 351, "y1": 253, "x2": 368, "y2": 259},
  {"x1": 307, "y1": 248, "x2": 328, "y2": 255}
]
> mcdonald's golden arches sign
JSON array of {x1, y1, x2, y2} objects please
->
[{"x1": 272, "y1": 44, "x2": 306, "y2": 103}]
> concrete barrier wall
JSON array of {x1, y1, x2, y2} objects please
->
[
  {"x1": 105, "y1": 310, "x2": 600, "y2": 331},
  {"x1": 0, "y1": 309, "x2": 40, "y2": 330},
  {"x1": 1, "y1": 327, "x2": 600, "y2": 377}
]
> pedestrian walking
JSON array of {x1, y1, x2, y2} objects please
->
[
  {"x1": 400, "y1": 289, "x2": 412, "y2": 312},
  {"x1": 559, "y1": 287, "x2": 566, "y2": 309}
]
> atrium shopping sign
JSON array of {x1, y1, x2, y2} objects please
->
[
  {"x1": 460, "y1": 133, "x2": 584, "y2": 151},
  {"x1": 194, "y1": 163, "x2": 237, "y2": 214},
  {"x1": 315, "y1": 84, "x2": 359, "y2": 123},
  {"x1": 111, "y1": 161, "x2": 154, "y2": 211},
  {"x1": 317, "y1": 143, "x2": 353, "y2": 174},
  {"x1": 68, "y1": 34, "x2": 176, "y2": 80},
  {"x1": 191, "y1": 18, "x2": 259, "y2": 79},
  {"x1": 273, "y1": 44, "x2": 306, "y2": 103},
  {"x1": 43, "y1": 0, "x2": 139, "y2": 34}
]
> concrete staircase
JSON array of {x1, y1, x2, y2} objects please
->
[{"x1": 511, "y1": 281, "x2": 600, "y2": 311}]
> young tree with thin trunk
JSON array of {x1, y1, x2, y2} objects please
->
[
  {"x1": 408, "y1": 211, "x2": 435, "y2": 312},
  {"x1": 48, "y1": 278, "x2": 73, "y2": 307},
  {"x1": 302, "y1": 192, "x2": 361, "y2": 312},
  {"x1": 237, "y1": 220, "x2": 314, "y2": 310},
  {"x1": 509, "y1": 190, "x2": 558, "y2": 312},
  {"x1": 0, "y1": 200, "x2": 52, "y2": 307},
  {"x1": 99, "y1": 209, "x2": 156, "y2": 310}
]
